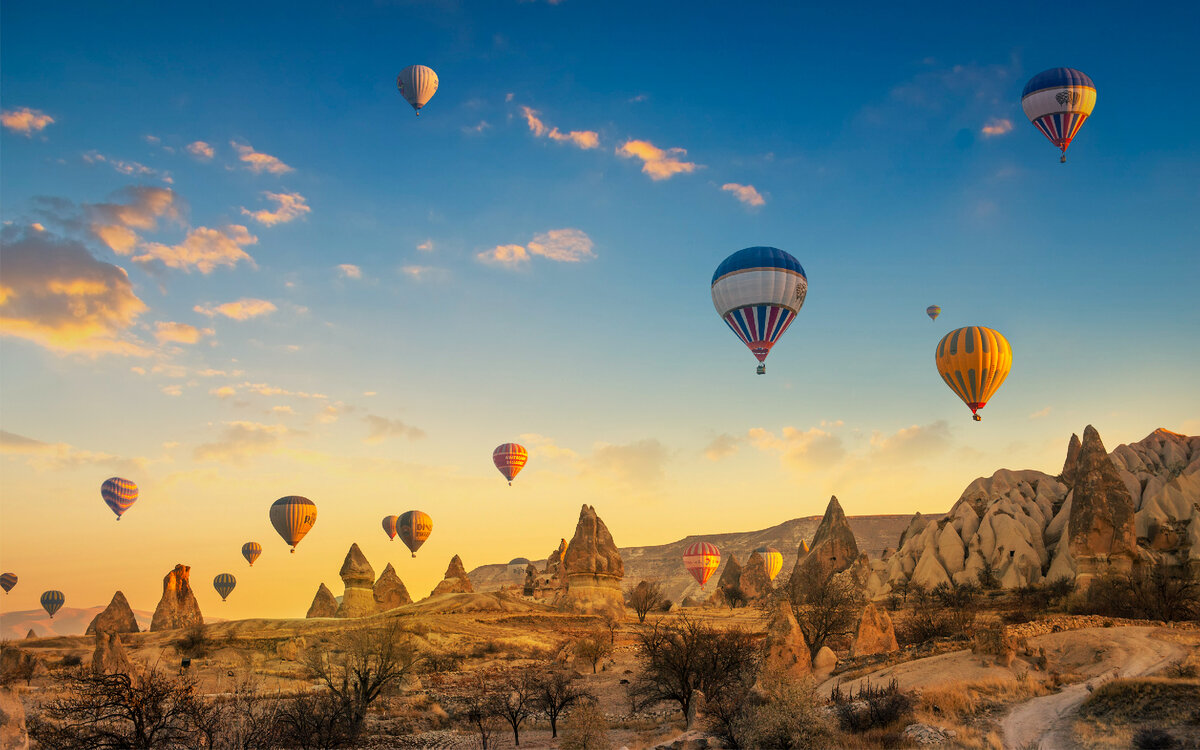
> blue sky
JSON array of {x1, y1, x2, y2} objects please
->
[{"x1": 1, "y1": 0, "x2": 1197, "y2": 619}]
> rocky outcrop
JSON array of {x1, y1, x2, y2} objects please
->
[
  {"x1": 760, "y1": 601, "x2": 810, "y2": 678},
  {"x1": 813, "y1": 646, "x2": 837, "y2": 680},
  {"x1": 373, "y1": 563, "x2": 412, "y2": 611},
  {"x1": 741, "y1": 551, "x2": 772, "y2": 601},
  {"x1": 0, "y1": 687, "x2": 28, "y2": 750},
  {"x1": 1067, "y1": 426, "x2": 1139, "y2": 585},
  {"x1": 522, "y1": 564, "x2": 537, "y2": 596},
  {"x1": 92, "y1": 632, "x2": 134, "y2": 676},
  {"x1": 851, "y1": 602, "x2": 898, "y2": 657},
  {"x1": 560, "y1": 505, "x2": 625, "y2": 619},
  {"x1": 150, "y1": 564, "x2": 203, "y2": 632},
  {"x1": 24, "y1": 630, "x2": 35, "y2": 641},
  {"x1": 87, "y1": 591, "x2": 139, "y2": 636},
  {"x1": 1061, "y1": 433, "x2": 1082, "y2": 485},
  {"x1": 716, "y1": 554, "x2": 742, "y2": 601},
  {"x1": 431, "y1": 555, "x2": 474, "y2": 596},
  {"x1": 306, "y1": 583, "x2": 338, "y2": 618},
  {"x1": 336, "y1": 544, "x2": 376, "y2": 618},
  {"x1": 790, "y1": 496, "x2": 859, "y2": 587}
]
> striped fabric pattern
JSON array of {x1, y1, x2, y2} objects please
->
[
  {"x1": 270, "y1": 496, "x2": 318, "y2": 552},
  {"x1": 722, "y1": 305, "x2": 797, "y2": 361},
  {"x1": 935, "y1": 326, "x2": 1013, "y2": 419},
  {"x1": 241, "y1": 542, "x2": 262, "y2": 566},
  {"x1": 0, "y1": 573, "x2": 17, "y2": 594},
  {"x1": 101, "y1": 477, "x2": 139, "y2": 519},
  {"x1": 398, "y1": 65, "x2": 439, "y2": 113},
  {"x1": 683, "y1": 541, "x2": 721, "y2": 587},
  {"x1": 40, "y1": 590, "x2": 65, "y2": 618},
  {"x1": 711, "y1": 247, "x2": 808, "y2": 366},
  {"x1": 1021, "y1": 68, "x2": 1096, "y2": 156},
  {"x1": 926, "y1": 305, "x2": 941, "y2": 321},
  {"x1": 382, "y1": 515, "x2": 399, "y2": 541},
  {"x1": 398, "y1": 510, "x2": 433, "y2": 557},
  {"x1": 213, "y1": 573, "x2": 237, "y2": 601},
  {"x1": 493, "y1": 442, "x2": 528, "y2": 484},
  {"x1": 754, "y1": 546, "x2": 784, "y2": 581}
]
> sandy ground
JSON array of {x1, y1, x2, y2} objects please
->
[{"x1": 999, "y1": 627, "x2": 1184, "y2": 750}]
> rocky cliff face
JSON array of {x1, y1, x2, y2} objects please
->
[
  {"x1": 741, "y1": 551, "x2": 772, "y2": 601},
  {"x1": 306, "y1": 583, "x2": 338, "y2": 618},
  {"x1": 150, "y1": 564, "x2": 203, "y2": 632},
  {"x1": 431, "y1": 555, "x2": 474, "y2": 596},
  {"x1": 1067, "y1": 426, "x2": 1139, "y2": 584},
  {"x1": 373, "y1": 563, "x2": 412, "y2": 611},
  {"x1": 86, "y1": 591, "x2": 139, "y2": 636},
  {"x1": 789, "y1": 496, "x2": 860, "y2": 588},
  {"x1": 92, "y1": 632, "x2": 134, "y2": 675},
  {"x1": 559, "y1": 505, "x2": 625, "y2": 618},
  {"x1": 336, "y1": 544, "x2": 376, "y2": 618}
]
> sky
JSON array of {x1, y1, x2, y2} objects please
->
[{"x1": 1, "y1": 0, "x2": 1197, "y2": 622}]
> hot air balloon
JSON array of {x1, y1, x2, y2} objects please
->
[
  {"x1": 397, "y1": 510, "x2": 432, "y2": 558},
  {"x1": 40, "y1": 590, "x2": 64, "y2": 618},
  {"x1": 100, "y1": 477, "x2": 138, "y2": 520},
  {"x1": 397, "y1": 65, "x2": 439, "y2": 115},
  {"x1": 382, "y1": 515, "x2": 399, "y2": 541},
  {"x1": 683, "y1": 542, "x2": 721, "y2": 589},
  {"x1": 753, "y1": 546, "x2": 784, "y2": 581},
  {"x1": 241, "y1": 542, "x2": 262, "y2": 567},
  {"x1": 0, "y1": 573, "x2": 16, "y2": 594},
  {"x1": 711, "y1": 247, "x2": 808, "y2": 375},
  {"x1": 213, "y1": 573, "x2": 237, "y2": 602},
  {"x1": 270, "y1": 496, "x2": 317, "y2": 553},
  {"x1": 926, "y1": 305, "x2": 941, "y2": 321},
  {"x1": 935, "y1": 326, "x2": 1013, "y2": 422},
  {"x1": 493, "y1": 443, "x2": 528, "y2": 486},
  {"x1": 1022, "y1": 68, "x2": 1096, "y2": 163}
]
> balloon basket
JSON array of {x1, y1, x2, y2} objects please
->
[{"x1": 973, "y1": 414, "x2": 982, "y2": 422}]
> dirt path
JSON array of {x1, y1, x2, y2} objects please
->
[{"x1": 1001, "y1": 627, "x2": 1184, "y2": 750}]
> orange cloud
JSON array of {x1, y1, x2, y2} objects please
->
[
  {"x1": 193, "y1": 298, "x2": 277, "y2": 320},
  {"x1": 1, "y1": 107, "x2": 54, "y2": 136},
  {"x1": 336, "y1": 264, "x2": 362, "y2": 279},
  {"x1": 616, "y1": 139, "x2": 699, "y2": 180},
  {"x1": 241, "y1": 192, "x2": 310, "y2": 226},
  {"x1": 477, "y1": 229, "x2": 594, "y2": 269},
  {"x1": 721, "y1": 183, "x2": 765, "y2": 207},
  {"x1": 133, "y1": 225, "x2": 257, "y2": 273},
  {"x1": 154, "y1": 321, "x2": 213, "y2": 344},
  {"x1": 519, "y1": 107, "x2": 600, "y2": 150},
  {"x1": 981, "y1": 118, "x2": 1013, "y2": 137},
  {"x1": 363, "y1": 415, "x2": 426, "y2": 444},
  {"x1": 186, "y1": 141, "x2": 215, "y2": 160},
  {"x1": 82, "y1": 151, "x2": 172, "y2": 183},
  {"x1": 87, "y1": 187, "x2": 184, "y2": 255},
  {"x1": 477, "y1": 244, "x2": 530, "y2": 267},
  {"x1": 230, "y1": 141, "x2": 293, "y2": 174},
  {"x1": 194, "y1": 421, "x2": 289, "y2": 463}
]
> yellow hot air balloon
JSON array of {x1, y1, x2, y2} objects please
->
[
  {"x1": 397, "y1": 510, "x2": 432, "y2": 558},
  {"x1": 270, "y1": 496, "x2": 317, "y2": 552},
  {"x1": 397, "y1": 65, "x2": 439, "y2": 115},
  {"x1": 935, "y1": 326, "x2": 1012, "y2": 421},
  {"x1": 753, "y1": 546, "x2": 784, "y2": 581}
]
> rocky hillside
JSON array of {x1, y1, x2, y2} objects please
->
[
  {"x1": 1, "y1": 606, "x2": 154, "y2": 640},
  {"x1": 469, "y1": 513, "x2": 922, "y2": 605}
]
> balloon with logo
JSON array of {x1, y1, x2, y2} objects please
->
[
  {"x1": 101, "y1": 477, "x2": 138, "y2": 520},
  {"x1": 1022, "y1": 68, "x2": 1096, "y2": 163},
  {"x1": 493, "y1": 443, "x2": 528, "y2": 486},
  {"x1": 683, "y1": 541, "x2": 721, "y2": 589},
  {"x1": 753, "y1": 546, "x2": 784, "y2": 581},
  {"x1": 397, "y1": 65, "x2": 439, "y2": 115},
  {"x1": 270, "y1": 496, "x2": 318, "y2": 553},
  {"x1": 382, "y1": 515, "x2": 399, "y2": 541},
  {"x1": 241, "y1": 542, "x2": 262, "y2": 567},
  {"x1": 711, "y1": 247, "x2": 808, "y2": 375},
  {"x1": 935, "y1": 326, "x2": 1013, "y2": 421},
  {"x1": 213, "y1": 573, "x2": 237, "y2": 602},
  {"x1": 397, "y1": 510, "x2": 433, "y2": 558},
  {"x1": 41, "y1": 590, "x2": 64, "y2": 618}
]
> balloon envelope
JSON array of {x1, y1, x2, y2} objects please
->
[
  {"x1": 40, "y1": 590, "x2": 64, "y2": 618},
  {"x1": 397, "y1": 510, "x2": 432, "y2": 557},
  {"x1": 270, "y1": 496, "x2": 317, "y2": 552},
  {"x1": 753, "y1": 546, "x2": 784, "y2": 581},
  {"x1": 493, "y1": 443, "x2": 528, "y2": 485},
  {"x1": 935, "y1": 326, "x2": 1013, "y2": 421},
  {"x1": 683, "y1": 541, "x2": 721, "y2": 587},
  {"x1": 213, "y1": 573, "x2": 237, "y2": 601},
  {"x1": 101, "y1": 477, "x2": 138, "y2": 519},
  {"x1": 926, "y1": 305, "x2": 941, "y2": 321},
  {"x1": 711, "y1": 247, "x2": 807, "y2": 367},
  {"x1": 1022, "y1": 68, "x2": 1096, "y2": 160},
  {"x1": 382, "y1": 515, "x2": 399, "y2": 541},
  {"x1": 0, "y1": 573, "x2": 16, "y2": 594},
  {"x1": 397, "y1": 65, "x2": 439, "y2": 114},
  {"x1": 241, "y1": 542, "x2": 262, "y2": 567}
]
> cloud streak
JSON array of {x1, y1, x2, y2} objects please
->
[
  {"x1": 721, "y1": 183, "x2": 765, "y2": 207},
  {"x1": 981, "y1": 118, "x2": 1014, "y2": 137},
  {"x1": 194, "y1": 298, "x2": 276, "y2": 320},
  {"x1": 1, "y1": 107, "x2": 54, "y2": 136},
  {"x1": 616, "y1": 139, "x2": 699, "y2": 180},
  {"x1": 231, "y1": 141, "x2": 293, "y2": 174},
  {"x1": 132, "y1": 224, "x2": 257, "y2": 273},
  {"x1": 477, "y1": 229, "x2": 595, "y2": 268},
  {"x1": 154, "y1": 321, "x2": 213, "y2": 344},
  {"x1": 520, "y1": 106, "x2": 600, "y2": 150},
  {"x1": 363, "y1": 415, "x2": 426, "y2": 444},
  {"x1": 241, "y1": 192, "x2": 310, "y2": 226}
]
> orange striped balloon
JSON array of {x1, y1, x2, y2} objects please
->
[
  {"x1": 101, "y1": 477, "x2": 138, "y2": 520},
  {"x1": 241, "y1": 542, "x2": 262, "y2": 567},
  {"x1": 269, "y1": 496, "x2": 317, "y2": 553},
  {"x1": 935, "y1": 326, "x2": 1012, "y2": 421},
  {"x1": 382, "y1": 515, "x2": 399, "y2": 541},
  {"x1": 492, "y1": 443, "x2": 528, "y2": 486},
  {"x1": 683, "y1": 541, "x2": 721, "y2": 588},
  {"x1": 397, "y1": 510, "x2": 432, "y2": 558}
]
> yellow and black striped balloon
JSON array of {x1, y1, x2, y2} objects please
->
[
  {"x1": 935, "y1": 326, "x2": 1012, "y2": 421},
  {"x1": 397, "y1": 510, "x2": 432, "y2": 558},
  {"x1": 269, "y1": 496, "x2": 317, "y2": 552}
]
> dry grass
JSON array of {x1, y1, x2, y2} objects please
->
[
  {"x1": 1071, "y1": 677, "x2": 1200, "y2": 750},
  {"x1": 918, "y1": 674, "x2": 1054, "y2": 720}
]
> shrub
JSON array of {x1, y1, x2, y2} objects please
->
[
  {"x1": 1133, "y1": 727, "x2": 1177, "y2": 750},
  {"x1": 830, "y1": 677, "x2": 913, "y2": 733},
  {"x1": 423, "y1": 651, "x2": 464, "y2": 673},
  {"x1": 727, "y1": 672, "x2": 833, "y2": 749},
  {"x1": 574, "y1": 630, "x2": 612, "y2": 674},
  {"x1": 59, "y1": 653, "x2": 83, "y2": 668},
  {"x1": 559, "y1": 699, "x2": 608, "y2": 750},
  {"x1": 177, "y1": 626, "x2": 210, "y2": 658}
]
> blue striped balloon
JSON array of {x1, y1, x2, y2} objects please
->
[
  {"x1": 40, "y1": 590, "x2": 65, "y2": 618},
  {"x1": 101, "y1": 477, "x2": 139, "y2": 520},
  {"x1": 213, "y1": 573, "x2": 237, "y2": 601}
]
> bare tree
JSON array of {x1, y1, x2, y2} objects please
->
[
  {"x1": 274, "y1": 691, "x2": 354, "y2": 750},
  {"x1": 497, "y1": 668, "x2": 536, "y2": 746},
  {"x1": 574, "y1": 630, "x2": 612, "y2": 674},
  {"x1": 531, "y1": 664, "x2": 590, "y2": 738},
  {"x1": 629, "y1": 580, "x2": 665, "y2": 623},
  {"x1": 212, "y1": 678, "x2": 283, "y2": 750},
  {"x1": 559, "y1": 698, "x2": 609, "y2": 750},
  {"x1": 302, "y1": 619, "x2": 423, "y2": 736},
  {"x1": 453, "y1": 672, "x2": 503, "y2": 750},
  {"x1": 784, "y1": 568, "x2": 863, "y2": 659}
]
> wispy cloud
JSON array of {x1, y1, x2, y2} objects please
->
[
  {"x1": 519, "y1": 106, "x2": 600, "y2": 150},
  {"x1": 477, "y1": 244, "x2": 529, "y2": 267},
  {"x1": 186, "y1": 141, "x2": 215, "y2": 160},
  {"x1": 400, "y1": 265, "x2": 448, "y2": 282},
  {"x1": 721, "y1": 183, "x2": 765, "y2": 207},
  {"x1": 586, "y1": 438, "x2": 669, "y2": 485},
  {"x1": 0, "y1": 227, "x2": 149, "y2": 356},
  {"x1": 154, "y1": 321, "x2": 213, "y2": 344},
  {"x1": 336, "y1": 264, "x2": 362, "y2": 279},
  {"x1": 83, "y1": 151, "x2": 172, "y2": 183},
  {"x1": 85, "y1": 186, "x2": 184, "y2": 256},
  {"x1": 1, "y1": 107, "x2": 54, "y2": 137},
  {"x1": 231, "y1": 141, "x2": 293, "y2": 174},
  {"x1": 194, "y1": 421, "x2": 289, "y2": 463},
  {"x1": 616, "y1": 139, "x2": 699, "y2": 180},
  {"x1": 363, "y1": 415, "x2": 426, "y2": 444},
  {"x1": 210, "y1": 381, "x2": 326, "y2": 400},
  {"x1": 748, "y1": 425, "x2": 846, "y2": 470},
  {"x1": 1029, "y1": 406, "x2": 1052, "y2": 419},
  {"x1": 478, "y1": 228, "x2": 595, "y2": 268},
  {"x1": 194, "y1": 298, "x2": 276, "y2": 320},
  {"x1": 0, "y1": 430, "x2": 144, "y2": 472},
  {"x1": 133, "y1": 224, "x2": 257, "y2": 273},
  {"x1": 462, "y1": 120, "x2": 491, "y2": 135},
  {"x1": 704, "y1": 433, "x2": 740, "y2": 461},
  {"x1": 241, "y1": 192, "x2": 310, "y2": 226},
  {"x1": 981, "y1": 118, "x2": 1014, "y2": 137},
  {"x1": 416, "y1": 240, "x2": 434, "y2": 253}
]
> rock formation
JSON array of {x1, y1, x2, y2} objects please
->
[
  {"x1": 547, "y1": 538, "x2": 569, "y2": 577},
  {"x1": 150, "y1": 564, "x2": 203, "y2": 632},
  {"x1": 522, "y1": 564, "x2": 537, "y2": 596},
  {"x1": 431, "y1": 555, "x2": 474, "y2": 596},
  {"x1": 336, "y1": 544, "x2": 377, "y2": 618},
  {"x1": 851, "y1": 602, "x2": 898, "y2": 657},
  {"x1": 716, "y1": 554, "x2": 743, "y2": 600},
  {"x1": 790, "y1": 496, "x2": 859, "y2": 587},
  {"x1": 740, "y1": 550, "x2": 772, "y2": 601},
  {"x1": 559, "y1": 504, "x2": 625, "y2": 618},
  {"x1": 760, "y1": 601, "x2": 811, "y2": 678},
  {"x1": 373, "y1": 563, "x2": 412, "y2": 611},
  {"x1": 1067, "y1": 426, "x2": 1140, "y2": 584},
  {"x1": 1060, "y1": 433, "x2": 1082, "y2": 485},
  {"x1": 813, "y1": 645, "x2": 838, "y2": 680},
  {"x1": 306, "y1": 583, "x2": 338, "y2": 618},
  {"x1": 86, "y1": 591, "x2": 140, "y2": 636},
  {"x1": 0, "y1": 686, "x2": 28, "y2": 750},
  {"x1": 23, "y1": 630, "x2": 35, "y2": 641},
  {"x1": 92, "y1": 632, "x2": 134, "y2": 676}
]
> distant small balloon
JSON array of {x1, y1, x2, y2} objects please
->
[
  {"x1": 0, "y1": 573, "x2": 16, "y2": 594},
  {"x1": 382, "y1": 515, "x2": 399, "y2": 541},
  {"x1": 397, "y1": 510, "x2": 433, "y2": 558},
  {"x1": 926, "y1": 305, "x2": 941, "y2": 321},
  {"x1": 40, "y1": 590, "x2": 64, "y2": 619},
  {"x1": 493, "y1": 443, "x2": 528, "y2": 486},
  {"x1": 270, "y1": 496, "x2": 317, "y2": 552},
  {"x1": 241, "y1": 542, "x2": 262, "y2": 567},
  {"x1": 397, "y1": 65, "x2": 439, "y2": 115},
  {"x1": 101, "y1": 477, "x2": 138, "y2": 520},
  {"x1": 213, "y1": 574, "x2": 237, "y2": 602}
]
